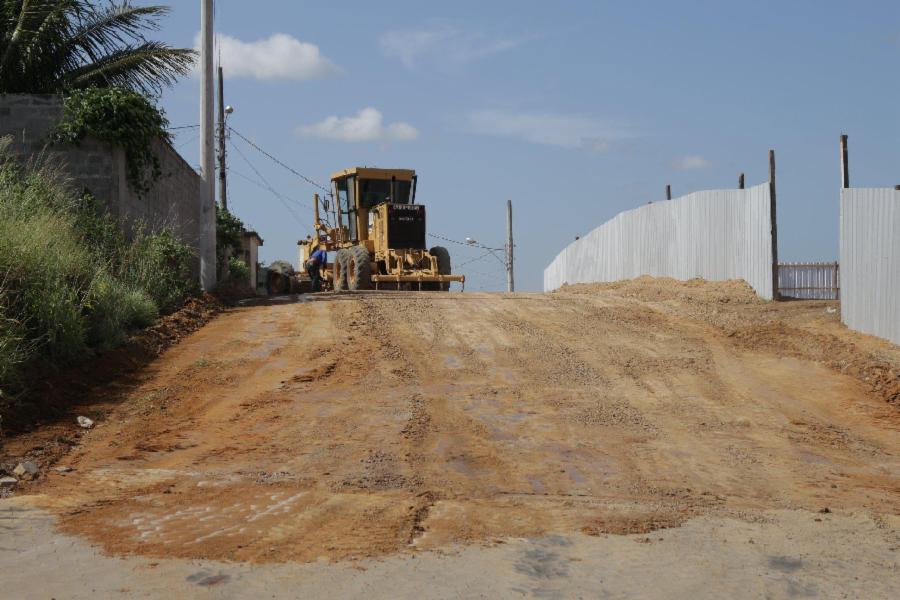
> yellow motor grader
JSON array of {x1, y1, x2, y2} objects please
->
[{"x1": 297, "y1": 167, "x2": 465, "y2": 291}]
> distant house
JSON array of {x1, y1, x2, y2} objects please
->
[{"x1": 240, "y1": 230, "x2": 263, "y2": 292}]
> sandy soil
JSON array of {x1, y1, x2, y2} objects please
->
[{"x1": 2, "y1": 279, "x2": 899, "y2": 594}]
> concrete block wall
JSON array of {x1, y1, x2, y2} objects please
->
[{"x1": 0, "y1": 94, "x2": 201, "y2": 275}]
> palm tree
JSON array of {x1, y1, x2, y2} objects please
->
[{"x1": 0, "y1": 1, "x2": 195, "y2": 95}]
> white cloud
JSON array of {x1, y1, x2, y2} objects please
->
[
  {"x1": 194, "y1": 33, "x2": 338, "y2": 81},
  {"x1": 297, "y1": 108, "x2": 419, "y2": 143},
  {"x1": 465, "y1": 109, "x2": 624, "y2": 151},
  {"x1": 380, "y1": 27, "x2": 528, "y2": 69},
  {"x1": 674, "y1": 155, "x2": 711, "y2": 170}
]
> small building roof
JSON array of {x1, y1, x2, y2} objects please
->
[{"x1": 241, "y1": 230, "x2": 264, "y2": 246}]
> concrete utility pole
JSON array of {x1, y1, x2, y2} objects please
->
[
  {"x1": 199, "y1": 0, "x2": 216, "y2": 291},
  {"x1": 217, "y1": 65, "x2": 227, "y2": 212},
  {"x1": 506, "y1": 199, "x2": 514, "y2": 293}
]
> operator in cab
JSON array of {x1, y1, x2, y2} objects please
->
[{"x1": 306, "y1": 247, "x2": 328, "y2": 292}]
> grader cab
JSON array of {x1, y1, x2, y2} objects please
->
[{"x1": 298, "y1": 167, "x2": 465, "y2": 291}]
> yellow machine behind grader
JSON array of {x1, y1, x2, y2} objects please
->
[{"x1": 298, "y1": 167, "x2": 465, "y2": 291}]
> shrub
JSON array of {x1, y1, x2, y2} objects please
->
[
  {"x1": 0, "y1": 141, "x2": 195, "y2": 397},
  {"x1": 0, "y1": 189, "x2": 94, "y2": 363},
  {"x1": 228, "y1": 257, "x2": 250, "y2": 283},
  {"x1": 0, "y1": 298, "x2": 27, "y2": 388},
  {"x1": 116, "y1": 228, "x2": 196, "y2": 313},
  {"x1": 86, "y1": 275, "x2": 159, "y2": 352},
  {"x1": 217, "y1": 205, "x2": 244, "y2": 272}
]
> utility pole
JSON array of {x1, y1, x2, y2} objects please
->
[
  {"x1": 738, "y1": 173, "x2": 745, "y2": 189},
  {"x1": 506, "y1": 199, "x2": 514, "y2": 293},
  {"x1": 840, "y1": 134, "x2": 849, "y2": 189},
  {"x1": 769, "y1": 149, "x2": 779, "y2": 300},
  {"x1": 217, "y1": 65, "x2": 227, "y2": 212},
  {"x1": 199, "y1": 0, "x2": 216, "y2": 291},
  {"x1": 665, "y1": 184, "x2": 672, "y2": 200}
]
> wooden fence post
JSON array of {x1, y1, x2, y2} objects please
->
[
  {"x1": 769, "y1": 150, "x2": 779, "y2": 300},
  {"x1": 840, "y1": 134, "x2": 849, "y2": 189}
]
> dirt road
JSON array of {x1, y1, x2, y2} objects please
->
[{"x1": 3, "y1": 279, "x2": 899, "y2": 598}]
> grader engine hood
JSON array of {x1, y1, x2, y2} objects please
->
[{"x1": 386, "y1": 203, "x2": 426, "y2": 250}]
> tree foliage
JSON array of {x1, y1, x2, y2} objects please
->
[
  {"x1": 0, "y1": 1, "x2": 195, "y2": 95},
  {"x1": 216, "y1": 205, "x2": 244, "y2": 271}
]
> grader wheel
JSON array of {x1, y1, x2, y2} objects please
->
[
  {"x1": 429, "y1": 246, "x2": 451, "y2": 291},
  {"x1": 347, "y1": 246, "x2": 372, "y2": 290},
  {"x1": 333, "y1": 249, "x2": 349, "y2": 292}
]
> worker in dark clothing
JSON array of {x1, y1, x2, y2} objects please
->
[{"x1": 306, "y1": 247, "x2": 328, "y2": 292}]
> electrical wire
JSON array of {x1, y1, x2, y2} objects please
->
[
  {"x1": 227, "y1": 167, "x2": 311, "y2": 215},
  {"x1": 228, "y1": 126, "x2": 331, "y2": 194},
  {"x1": 175, "y1": 133, "x2": 200, "y2": 150},
  {"x1": 227, "y1": 139, "x2": 312, "y2": 230},
  {"x1": 427, "y1": 232, "x2": 504, "y2": 252},
  {"x1": 455, "y1": 249, "x2": 498, "y2": 268}
]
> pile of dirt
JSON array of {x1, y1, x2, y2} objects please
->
[
  {"x1": 135, "y1": 293, "x2": 224, "y2": 355},
  {"x1": 1, "y1": 293, "x2": 224, "y2": 438},
  {"x1": 559, "y1": 277, "x2": 900, "y2": 407},
  {"x1": 727, "y1": 322, "x2": 900, "y2": 406},
  {"x1": 559, "y1": 276, "x2": 762, "y2": 306}
]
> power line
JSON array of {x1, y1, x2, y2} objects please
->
[
  {"x1": 228, "y1": 144, "x2": 312, "y2": 230},
  {"x1": 427, "y1": 232, "x2": 503, "y2": 252},
  {"x1": 228, "y1": 126, "x2": 331, "y2": 194},
  {"x1": 227, "y1": 167, "x2": 310, "y2": 214},
  {"x1": 227, "y1": 138, "x2": 312, "y2": 230},
  {"x1": 167, "y1": 124, "x2": 200, "y2": 131},
  {"x1": 455, "y1": 249, "x2": 497, "y2": 268},
  {"x1": 175, "y1": 133, "x2": 200, "y2": 150}
]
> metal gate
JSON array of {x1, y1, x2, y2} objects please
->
[{"x1": 777, "y1": 262, "x2": 839, "y2": 300}]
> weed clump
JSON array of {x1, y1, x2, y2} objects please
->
[{"x1": 0, "y1": 140, "x2": 195, "y2": 409}]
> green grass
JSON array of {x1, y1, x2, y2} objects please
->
[{"x1": 0, "y1": 139, "x2": 195, "y2": 403}]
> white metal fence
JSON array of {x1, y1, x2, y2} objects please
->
[
  {"x1": 777, "y1": 262, "x2": 839, "y2": 300},
  {"x1": 840, "y1": 188, "x2": 900, "y2": 345},
  {"x1": 544, "y1": 183, "x2": 775, "y2": 299}
]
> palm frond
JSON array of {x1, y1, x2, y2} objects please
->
[
  {"x1": 68, "y1": 3, "x2": 171, "y2": 62},
  {"x1": 0, "y1": 1, "x2": 194, "y2": 94},
  {"x1": 61, "y1": 42, "x2": 194, "y2": 96}
]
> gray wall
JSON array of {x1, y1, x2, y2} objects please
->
[
  {"x1": 0, "y1": 94, "x2": 201, "y2": 274},
  {"x1": 544, "y1": 183, "x2": 775, "y2": 299},
  {"x1": 840, "y1": 188, "x2": 900, "y2": 345}
]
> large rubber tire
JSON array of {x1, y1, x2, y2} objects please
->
[
  {"x1": 347, "y1": 246, "x2": 372, "y2": 290},
  {"x1": 333, "y1": 249, "x2": 349, "y2": 292},
  {"x1": 429, "y1": 246, "x2": 451, "y2": 291}
]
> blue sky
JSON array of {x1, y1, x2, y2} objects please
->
[{"x1": 155, "y1": 0, "x2": 900, "y2": 292}]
